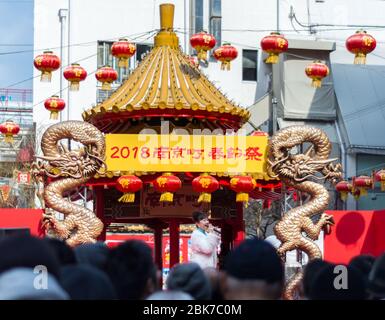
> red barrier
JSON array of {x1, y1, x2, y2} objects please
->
[
  {"x1": 0, "y1": 209, "x2": 44, "y2": 237},
  {"x1": 324, "y1": 210, "x2": 385, "y2": 264}
]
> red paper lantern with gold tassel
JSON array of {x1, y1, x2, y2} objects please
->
[
  {"x1": 192, "y1": 174, "x2": 219, "y2": 203},
  {"x1": 335, "y1": 180, "x2": 353, "y2": 201},
  {"x1": 111, "y1": 38, "x2": 136, "y2": 68},
  {"x1": 95, "y1": 66, "x2": 118, "y2": 90},
  {"x1": 153, "y1": 173, "x2": 182, "y2": 202},
  {"x1": 260, "y1": 32, "x2": 288, "y2": 64},
  {"x1": 229, "y1": 175, "x2": 256, "y2": 206},
  {"x1": 305, "y1": 60, "x2": 329, "y2": 88},
  {"x1": 190, "y1": 31, "x2": 216, "y2": 62},
  {"x1": 352, "y1": 175, "x2": 373, "y2": 197},
  {"x1": 44, "y1": 96, "x2": 65, "y2": 120},
  {"x1": 116, "y1": 175, "x2": 143, "y2": 203},
  {"x1": 34, "y1": 51, "x2": 60, "y2": 82},
  {"x1": 213, "y1": 43, "x2": 238, "y2": 71},
  {"x1": 0, "y1": 120, "x2": 20, "y2": 143},
  {"x1": 63, "y1": 63, "x2": 87, "y2": 91},
  {"x1": 346, "y1": 30, "x2": 376, "y2": 64},
  {"x1": 375, "y1": 169, "x2": 385, "y2": 191}
]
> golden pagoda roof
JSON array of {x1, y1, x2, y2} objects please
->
[{"x1": 83, "y1": 4, "x2": 250, "y2": 129}]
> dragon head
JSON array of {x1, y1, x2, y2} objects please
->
[
  {"x1": 36, "y1": 144, "x2": 105, "y2": 179},
  {"x1": 268, "y1": 147, "x2": 342, "y2": 183}
]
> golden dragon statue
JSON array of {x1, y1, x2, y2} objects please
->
[
  {"x1": 267, "y1": 125, "x2": 342, "y2": 300},
  {"x1": 32, "y1": 121, "x2": 105, "y2": 247}
]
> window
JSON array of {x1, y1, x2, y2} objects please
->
[
  {"x1": 242, "y1": 50, "x2": 258, "y2": 81},
  {"x1": 194, "y1": 0, "x2": 204, "y2": 33},
  {"x1": 209, "y1": 0, "x2": 221, "y2": 48}
]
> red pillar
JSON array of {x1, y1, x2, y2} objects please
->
[
  {"x1": 233, "y1": 202, "x2": 245, "y2": 247},
  {"x1": 95, "y1": 187, "x2": 107, "y2": 242},
  {"x1": 169, "y1": 219, "x2": 180, "y2": 268}
]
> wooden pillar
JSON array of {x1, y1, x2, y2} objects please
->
[
  {"x1": 95, "y1": 187, "x2": 107, "y2": 242},
  {"x1": 169, "y1": 219, "x2": 180, "y2": 268}
]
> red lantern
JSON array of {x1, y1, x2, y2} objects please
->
[
  {"x1": 34, "y1": 51, "x2": 61, "y2": 82},
  {"x1": 260, "y1": 32, "x2": 288, "y2": 64},
  {"x1": 116, "y1": 175, "x2": 143, "y2": 203},
  {"x1": 335, "y1": 180, "x2": 352, "y2": 201},
  {"x1": 192, "y1": 174, "x2": 220, "y2": 203},
  {"x1": 153, "y1": 173, "x2": 182, "y2": 202},
  {"x1": 375, "y1": 169, "x2": 385, "y2": 191},
  {"x1": 44, "y1": 96, "x2": 65, "y2": 120},
  {"x1": 346, "y1": 30, "x2": 376, "y2": 64},
  {"x1": 353, "y1": 175, "x2": 373, "y2": 196},
  {"x1": 305, "y1": 60, "x2": 329, "y2": 88},
  {"x1": 95, "y1": 66, "x2": 118, "y2": 91},
  {"x1": 229, "y1": 175, "x2": 256, "y2": 205},
  {"x1": 190, "y1": 31, "x2": 216, "y2": 62},
  {"x1": 111, "y1": 39, "x2": 136, "y2": 68},
  {"x1": 63, "y1": 63, "x2": 87, "y2": 91},
  {"x1": 213, "y1": 43, "x2": 238, "y2": 71},
  {"x1": 0, "y1": 120, "x2": 20, "y2": 143}
]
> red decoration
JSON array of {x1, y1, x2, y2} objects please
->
[
  {"x1": 346, "y1": 30, "x2": 376, "y2": 64},
  {"x1": 111, "y1": 39, "x2": 136, "y2": 68},
  {"x1": 34, "y1": 51, "x2": 60, "y2": 82},
  {"x1": 260, "y1": 32, "x2": 288, "y2": 64},
  {"x1": 335, "y1": 180, "x2": 353, "y2": 201},
  {"x1": 63, "y1": 63, "x2": 87, "y2": 91},
  {"x1": 375, "y1": 169, "x2": 385, "y2": 191},
  {"x1": 353, "y1": 175, "x2": 373, "y2": 197},
  {"x1": 229, "y1": 175, "x2": 256, "y2": 205},
  {"x1": 190, "y1": 31, "x2": 216, "y2": 62},
  {"x1": 187, "y1": 55, "x2": 199, "y2": 68},
  {"x1": 95, "y1": 66, "x2": 118, "y2": 91},
  {"x1": 0, "y1": 120, "x2": 20, "y2": 143},
  {"x1": 116, "y1": 175, "x2": 143, "y2": 203},
  {"x1": 153, "y1": 173, "x2": 182, "y2": 202},
  {"x1": 213, "y1": 43, "x2": 238, "y2": 71},
  {"x1": 44, "y1": 96, "x2": 65, "y2": 120},
  {"x1": 305, "y1": 60, "x2": 330, "y2": 88},
  {"x1": 192, "y1": 174, "x2": 219, "y2": 203}
]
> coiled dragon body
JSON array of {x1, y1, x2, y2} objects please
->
[
  {"x1": 268, "y1": 126, "x2": 342, "y2": 299},
  {"x1": 32, "y1": 121, "x2": 105, "y2": 247}
]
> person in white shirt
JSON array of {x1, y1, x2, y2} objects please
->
[{"x1": 190, "y1": 211, "x2": 221, "y2": 269}]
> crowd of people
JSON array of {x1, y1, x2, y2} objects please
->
[{"x1": 0, "y1": 232, "x2": 384, "y2": 300}]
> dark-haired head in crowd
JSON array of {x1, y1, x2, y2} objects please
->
[
  {"x1": 349, "y1": 254, "x2": 375, "y2": 298},
  {"x1": 45, "y1": 238, "x2": 77, "y2": 266},
  {"x1": 367, "y1": 253, "x2": 385, "y2": 300},
  {"x1": 221, "y1": 239, "x2": 284, "y2": 300},
  {"x1": 307, "y1": 264, "x2": 366, "y2": 300},
  {"x1": 166, "y1": 262, "x2": 211, "y2": 300},
  {"x1": 105, "y1": 240, "x2": 158, "y2": 299},
  {"x1": 74, "y1": 242, "x2": 109, "y2": 271},
  {"x1": 301, "y1": 258, "x2": 330, "y2": 299}
]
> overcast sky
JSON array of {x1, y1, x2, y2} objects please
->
[{"x1": 0, "y1": 1, "x2": 33, "y2": 93}]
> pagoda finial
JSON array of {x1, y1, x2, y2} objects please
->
[
  {"x1": 160, "y1": 3, "x2": 174, "y2": 31},
  {"x1": 154, "y1": 3, "x2": 179, "y2": 48}
]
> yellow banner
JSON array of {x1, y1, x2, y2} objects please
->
[{"x1": 105, "y1": 134, "x2": 268, "y2": 175}]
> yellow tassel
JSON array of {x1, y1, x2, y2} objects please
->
[
  {"x1": 236, "y1": 192, "x2": 249, "y2": 202},
  {"x1": 69, "y1": 81, "x2": 80, "y2": 91},
  {"x1": 50, "y1": 111, "x2": 59, "y2": 120},
  {"x1": 198, "y1": 50, "x2": 208, "y2": 61},
  {"x1": 101, "y1": 82, "x2": 112, "y2": 90},
  {"x1": 354, "y1": 53, "x2": 367, "y2": 64},
  {"x1": 197, "y1": 193, "x2": 211, "y2": 203},
  {"x1": 359, "y1": 188, "x2": 368, "y2": 196},
  {"x1": 381, "y1": 181, "x2": 385, "y2": 192},
  {"x1": 220, "y1": 61, "x2": 231, "y2": 71},
  {"x1": 340, "y1": 192, "x2": 348, "y2": 202},
  {"x1": 4, "y1": 134, "x2": 13, "y2": 143},
  {"x1": 311, "y1": 78, "x2": 322, "y2": 88},
  {"x1": 160, "y1": 192, "x2": 173, "y2": 202},
  {"x1": 265, "y1": 53, "x2": 279, "y2": 64},
  {"x1": 118, "y1": 58, "x2": 129, "y2": 68},
  {"x1": 118, "y1": 193, "x2": 135, "y2": 203},
  {"x1": 41, "y1": 71, "x2": 52, "y2": 82}
]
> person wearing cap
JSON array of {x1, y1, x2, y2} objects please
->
[
  {"x1": 221, "y1": 238, "x2": 284, "y2": 300},
  {"x1": 190, "y1": 211, "x2": 220, "y2": 269}
]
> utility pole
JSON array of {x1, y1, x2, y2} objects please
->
[{"x1": 58, "y1": 9, "x2": 68, "y2": 123}]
